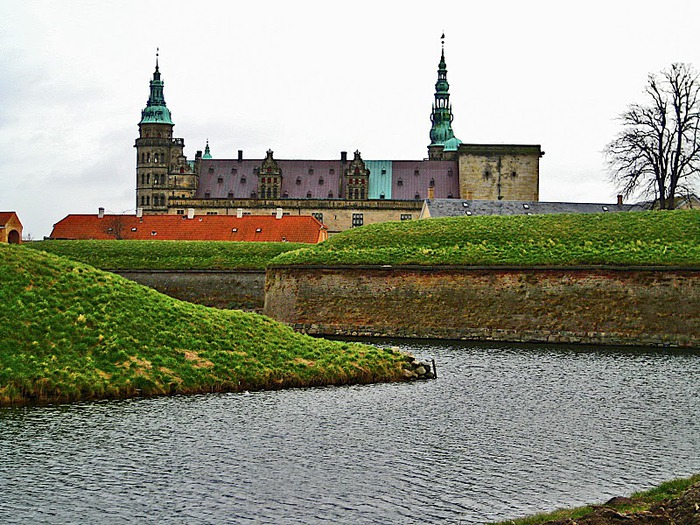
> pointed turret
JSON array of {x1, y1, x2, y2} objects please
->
[
  {"x1": 428, "y1": 34, "x2": 461, "y2": 160},
  {"x1": 140, "y1": 49, "x2": 173, "y2": 125},
  {"x1": 202, "y1": 139, "x2": 212, "y2": 159}
]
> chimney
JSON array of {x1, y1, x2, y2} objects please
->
[
  {"x1": 136, "y1": 208, "x2": 143, "y2": 218},
  {"x1": 238, "y1": 150, "x2": 243, "y2": 162},
  {"x1": 195, "y1": 150, "x2": 202, "y2": 160},
  {"x1": 275, "y1": 207, "x2": 283, "y2": 219},
  {"x1": 187, "y1": 208, "x2": 195, "y2": 219},
  {"x1": 617, "y1": 194, "x2": 623, "y2": 205},
  {"x1": 98, "y1": 207, "x2": 105, "y2": 219},
  {"x1": 341, "y1": 151, "x2": 347, "y2": 163},
  {"x1": 236, "y1": 208, "x2": 243, "y2": 218}
]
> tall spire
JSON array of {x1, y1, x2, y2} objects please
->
[
  {"x1": 429, "y1": 33, "x2": 460, "y2": 151},
  {"x1": 202, "y1": 139, "x2": 212, "y2": 159},
  {"x1": 140, "y1": 48, "x2": 173, "y2": 125}
]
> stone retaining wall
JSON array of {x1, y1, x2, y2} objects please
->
[
  {"x1": 114, "y1": 270, "x2": 265, "y2": 311},
  {"x1": 264, "y1": 265, "x2": 700, "y2": 348}
]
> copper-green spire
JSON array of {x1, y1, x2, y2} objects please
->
[
  {"x1": 429, "y1": 33, "x2": 461, "y2": 150},
  {"x1": 202, "y1": 139, "x2": 212, "y2": 159},
  {"x1": 140, "y1": 48, "x2": 174, "y2": 125}
]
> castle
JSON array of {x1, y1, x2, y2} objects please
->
[{"x1": 134, "y1": 38, "x2": 543, "y2": 234}]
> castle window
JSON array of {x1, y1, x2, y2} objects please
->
[
  {"x1": 218, "y1": 177, "x2": 223, "y2": 184},
  {"x1": 312, "y1": 213, "x2": 323, "y2": 223},
  {"x1": 448, "y1": 168, "x2": 453, "y2": 176},
  {"x1": 414, "y1": 169, "x2": 419, "y2": 176},
  {"x1": 318, "y1": 177, "x2": 324, "y2": 185},
  {"x1": 177, "y1": 209, "x2": 184, "y2": 215},
  {"x1": 511, "y1": 171, "x2": 517, "y2": 178},
  {"x1": 154, "y1": 153, "x2": 159, "y2": 163},
  {"x1": 400, "y1": 214, "x2": 412, "y2": 221},
  {"x1": 352, "y1": 213, "x2": 363, "y2": 228},
  {"x1": 483, "y1": 169, "x2": 491, "y2": 179},
  {"x1": 146, "y1": 196, "x2": 150, "y2": 205}
]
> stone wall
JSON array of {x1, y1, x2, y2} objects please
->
[
  {"x1": 264, "y1": 266, "x2": 700, "y2": 347},
  {"x1": 114, "y1": 270, "x2": 265, "y2": 311},
  {"x1": 458, "y1": 144, "x2": 541, "y2": 201}
]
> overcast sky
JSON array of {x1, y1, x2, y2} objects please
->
[{"x1": 2, "y1": 0, "x2": 699, "y2": 239}]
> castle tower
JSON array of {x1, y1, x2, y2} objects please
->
[
  {"x1": 134, "y1": 51, "x2": 196, "y2": 213},
  {"x1": 428, "y1": 34, "x2": 462, "y2": 161}
]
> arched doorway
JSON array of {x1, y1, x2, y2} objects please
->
[{"x1": 8, "y1": 230, "x2": 20, "y2": 244}]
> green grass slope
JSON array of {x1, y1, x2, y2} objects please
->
[
  {"x1": 489, "y1": 473, "x2": 700, "y2": 525},
  {"x1": 27, "y1": 240, "x2": 306, "y2": 270},
  {"x1": 270, "y1": 210, "x2": 700, "y2": 267},
  {"x1": 0, "y1": 245, "x2": 407, "y2": 406}
]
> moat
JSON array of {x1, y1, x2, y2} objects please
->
[{"x1": 2, "y1": 340, "x2": 699, "y2": 524}]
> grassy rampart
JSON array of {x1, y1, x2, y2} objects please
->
[
  {"x1": 0, "y1": 245, "x2": 408, "y2": 406},
  {"x1": 27, "y1": 240, "x2": 305, "y2": 270},
  {"x1": 270, "y1": 210, "x2": 700, "y2": 267}
]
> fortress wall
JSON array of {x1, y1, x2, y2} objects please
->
[
  {"x1": 114, "y1": 270, "x2": 266, "y2": 311},
  {"x1": 263, "y1": 266, "x2": 700, "y2": 347}
]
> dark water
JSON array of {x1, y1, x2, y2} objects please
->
[{"x1": 1, "y1": 341, "x2": 699, "y2": 524}]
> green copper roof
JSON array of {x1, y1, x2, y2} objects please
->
[
  {"x1": 140, "y1": 52, "x2": 174, "y2": 125},
  {"x1": 429, "y1": 34, "x2": 460, "y2": 147},
  {"x1": 202, "y1": 139, "x2": 212, "y2": 159}
]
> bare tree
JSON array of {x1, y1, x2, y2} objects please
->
[
  {"x1": 606, "y1": 63, "x2": 700, "y2": 209},
  {"x1": 104, "y1": 215, "x2": 128, "y2": 240}
]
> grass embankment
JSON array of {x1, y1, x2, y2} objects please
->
[
  {"x1": 0, "y1": 245, "x2": 408, "y2": 406},
  {"x1": 490, "y1": 473, "x2": 700, "y2": 525},
  {"x1": 27, "y1": 240, "x2": 305, "y2": 270},
  {"x1": 270, "y1": 210, "x2": 700, "y2": 267}
]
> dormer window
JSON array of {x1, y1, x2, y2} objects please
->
[
  {"x1": 296, "y1": 177, "x2": 302, "y2": 185},
  {"x1": 381, "y1": 168, "x2": 387, "y2": 175},
  {"x1": 218, "y1": 177, "x2": 223, "y2": 184},
  {"x1": 228, "y1": 191, "x2": 234, "y2": 199},
  {"x1": 318, "y1": 177, "x2": 324, "y2": 185},
  {"x1": 232, "y1": 167, "x2": 237, "y2": 174},
  {"x1": 204, "y1": 192, "x2": 211, "y2": 198},
  {"x1": 329, "y1": 168, "x2": 335, "y2": 175},
  {"x1": 415, "y1": 193, "x2": 420, "y2": 200},
  {"x1": 397, "y1": 178, "x2": 403, "y2": 186},
  {"x1": 308, "y1": 167, "x2": 314, "y2": 175},
  {"x1": 208, "y1": 167, "x2": 214, "y2": 173},
  {"x1": 306, "y1": 191, "x2": 312, "y2": 198},
  {"x1": 447, "y1": 168, "x2": 453, "y2": 176},
  {"x1": 429, "y1": 178, "x2": 435, "y2": 188},
  {"x1": 414, "y1": 169, "x2": 419, "y2": 176},
  {"x1": 240, "y1": 176, "x2": 246, "y2": 184}
]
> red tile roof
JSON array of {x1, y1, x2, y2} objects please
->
[
  {"x1": 0, "y1": 212, "x2": 21, "y2": 226},
  {"x1": 50, "y1": 214, "x2": 327, "y2": 243}
]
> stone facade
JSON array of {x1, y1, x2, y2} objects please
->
[
  {"x1": 264, "y1": 265, "x2": 700, "y2": 348},
  {"x1": 458, "y1": 144, "x2": 542, "y2": 201},
  {"x1": 167, "y1": 197, "x2": 423, "y2": 235}
]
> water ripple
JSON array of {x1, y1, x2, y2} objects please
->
[{"x1": 1, "y1": 342, "x2": 699, "y2": 524}]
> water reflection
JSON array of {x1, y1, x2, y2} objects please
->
[{"x1": 2, "y1": 342, "x2": 699, "y2": 524}]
